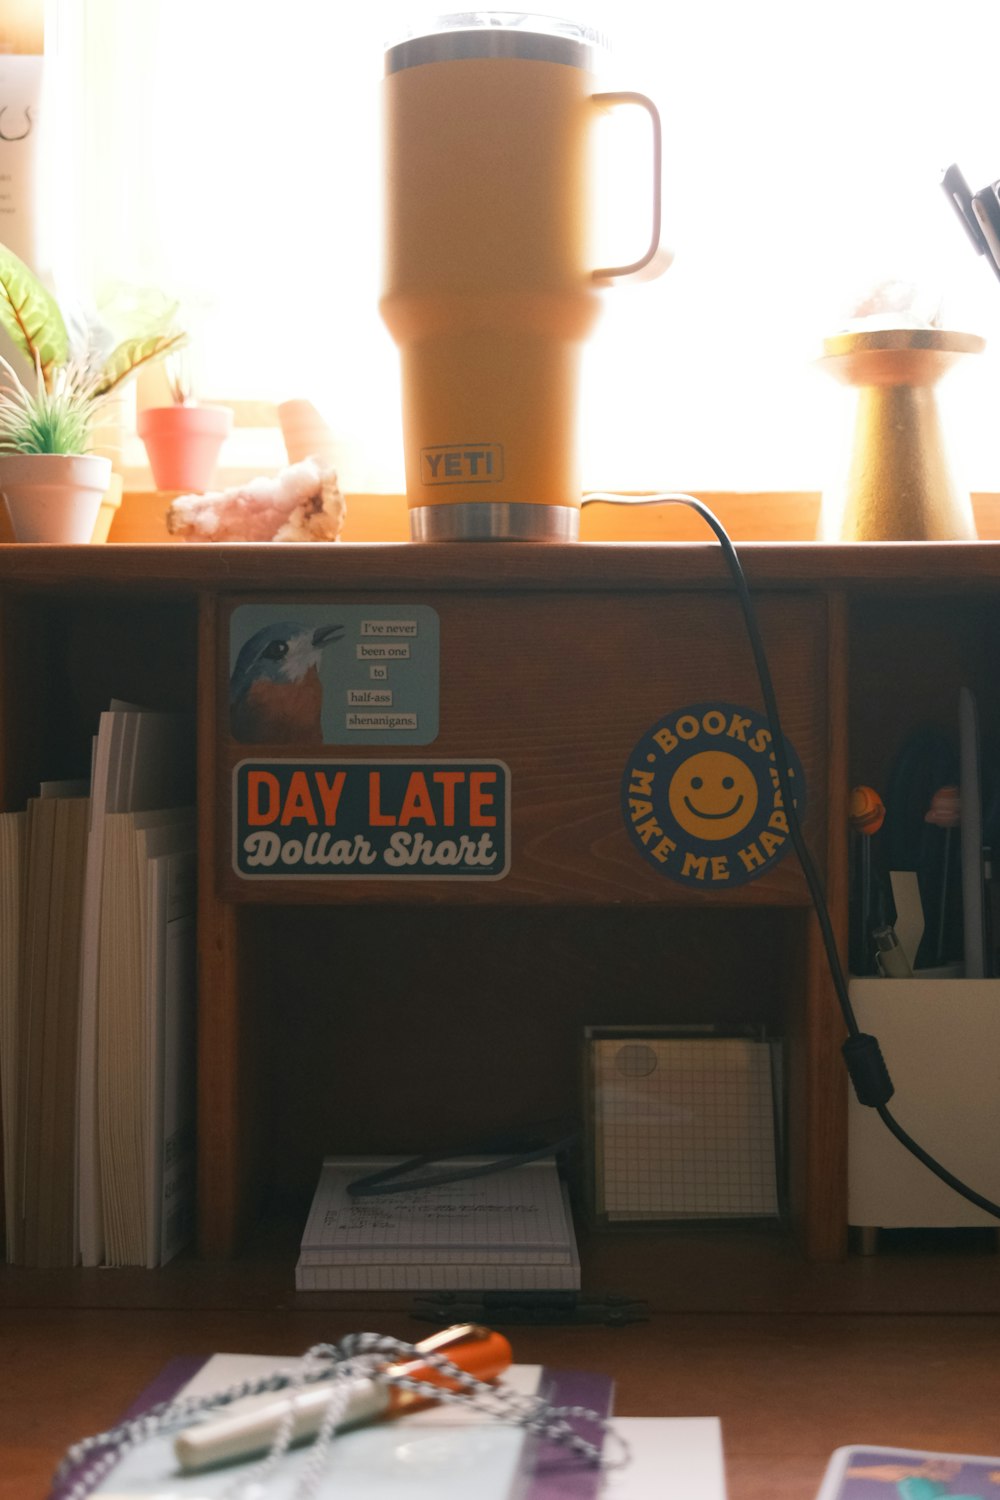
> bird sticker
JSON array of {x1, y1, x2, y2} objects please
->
[{"x1": 230, "y1": 621, "x2": 344, "y2": 743}]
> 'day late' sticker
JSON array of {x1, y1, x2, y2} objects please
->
[{"x1": 621, "y1": 702, "x2": 805, "y2": 889}]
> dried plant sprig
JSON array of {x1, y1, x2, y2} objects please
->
[{"x1": 166, "y1": 351, "x2": 194, "y2": 405}]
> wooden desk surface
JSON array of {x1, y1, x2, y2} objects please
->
[{"x1": 4, "y1": 1306, "x2": 999, "y2": 1500}]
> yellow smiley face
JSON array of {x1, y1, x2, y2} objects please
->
[{"x1": 668, "y1": 750, "x2": 759, "y2": 841}]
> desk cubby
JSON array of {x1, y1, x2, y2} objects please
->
[{"x1": 4, "y1": 540, "x2": 1000, "y2": 1314}]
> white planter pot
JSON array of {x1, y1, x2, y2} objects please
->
[{"x1": 0, "y1": 453, "x2": 112, "y2": 543}]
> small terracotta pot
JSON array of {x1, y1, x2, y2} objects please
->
[
  {"x1": 137, "y1": 403, "x2": 232, "y2": 493},
  {"x1": 0, "y1": 452, "x2": 112, "y2": 543},
  {"x1": 277, "y1": 399, "x2": 338, "y2": 467}
]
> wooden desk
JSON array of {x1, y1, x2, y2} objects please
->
[{"x1": 5, "y1": 1299, "x2": 1000, "y2": 1500}]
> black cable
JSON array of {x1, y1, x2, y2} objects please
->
[
  {"x1": 347, "y1": 1131, "x2": 577, "y2": 1197},
  {"x1": 584, "y1": 490, "x2": 1000, "y2": 1221}
]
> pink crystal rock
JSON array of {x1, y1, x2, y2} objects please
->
[{"x1": 166, "y1": 458, "x2": 345, "y2": 542}]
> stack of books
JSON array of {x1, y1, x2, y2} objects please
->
[
  {"x1": 0, "y1": 700, "x2": 197, "y2": 1269},
  {"x1": 296, "y1": 1155, "x2": 581, "y2": 1292},
  {"x1": 93, "y1": 808, "x2": 196, "y2": 1267},
  {"x1": 2, "y1": 781, "x2": 89, "y2": 1267},
  {"x1": 75, "y1": 702, "x2": 197, "y2": 1266},
  {"x1": 77, "y1": 703, "x2": 197, "y2": 1269}
]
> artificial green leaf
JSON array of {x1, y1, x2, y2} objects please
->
[
  {"x1": 0, "y1": 243, "x2": 69, "y2": 388},
  {"x1": 0, "y1": 363, "x2": 97, "y2": 454},
  {"x1": 95, "y1": 330, "x2": 188, "y2": 396}
]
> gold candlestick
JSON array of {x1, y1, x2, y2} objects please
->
[{"x1": 817, "y1": 327, "x2": 984, "y2": 542}]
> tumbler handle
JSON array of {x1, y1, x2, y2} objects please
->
[{"x1": 591, "y1": 91, "x2": 666, "y2": 283}]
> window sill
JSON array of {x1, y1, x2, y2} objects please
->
[{"x1": 107, "y1": 488, "x2": 1000, "y2": 546}]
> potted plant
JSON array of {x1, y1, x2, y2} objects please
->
[
  {"x1": 0, "y1": 243, "x2": 185, "y2": 542},
  {"x1": 136, "y1": 353, "x2": 232, "y2": 493}
]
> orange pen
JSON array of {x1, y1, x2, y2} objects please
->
[
  {"x1": 380, "y1": 1323, "x2": 513, "y2": 1408},
  {"x1": 175, "y1": 1325, "x2": 513, "y2": 1472}
]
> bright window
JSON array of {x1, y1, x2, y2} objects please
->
[{"x1": 52, "y1": 0, "x2": 1000, "y2": 494}]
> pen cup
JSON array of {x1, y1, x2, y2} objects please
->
[{"x1": 848, "y1": 977, "x2": 1000, "y2": 1236}]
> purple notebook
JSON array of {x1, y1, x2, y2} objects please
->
[{"x1": 50, "y1": 1358, "x2": 613, "y2": 1500}]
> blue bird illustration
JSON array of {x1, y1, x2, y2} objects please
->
[{"x1": 230, "y1": 621, "x2": 344, "y2": 743}]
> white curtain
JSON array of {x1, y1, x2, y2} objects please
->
[{"x1": 56, "y1": 0, "x2": 1000, "y2": 493}]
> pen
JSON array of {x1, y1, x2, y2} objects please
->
[
  {"x1": 849, "y1": 785, "x2": 886, "y2": 975},
  {"x1": 941, "y1": 162, "x2": 1000, "y2": 283},
  {"x1": 941, "y1": 163, "x2": 990, "y2": 254},
  {"x1": 971, "y1": 186, "x2": 1000, "y2": 278},
  {"x1": 872, "y1": 923, "x2": 913, "y2": 979},
  {"x1": 174, "y1": 1323, "x2": 512, "y2": 1473},
  {"x1": 984, "y1": 845, "x2": 1000, "y2": 978},
  {"x1": 925, "y1": 784, "x2": 960, "y2": 967}
]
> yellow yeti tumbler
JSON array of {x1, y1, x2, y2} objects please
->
[{"x1": 380, "y1": 14, "x2": 665, "y2": 542}]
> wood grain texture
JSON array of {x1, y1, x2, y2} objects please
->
[
  {"x1": 4, "y1": 1306, "x2": 1000, "y2": 1500},
  {"x1": 5, "y1": 539, "x2": 1000, "y2": 594},
  {"x1": 4, "y1": 1220, "x2": 1000, "y2": 1314},
  {"x1": 196, "y1": 597, "x2": 260, "y2": 1258},
  {"x1": 218, "y1": 589, "x2": 828, "y2": 906},
  {"x1": 799, "y1": 591, "x2": 850, "y2": 1260}
]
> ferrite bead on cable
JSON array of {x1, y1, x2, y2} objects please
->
[{"x1": 842, "y1": 1033, "x2": 894, "y2": 1107}]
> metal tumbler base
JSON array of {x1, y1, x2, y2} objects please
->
[{"x1": 409, "y1": 502, "x2": 580, "y2": 542}]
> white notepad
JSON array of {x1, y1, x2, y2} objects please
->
[
  {"x1": 301, "y1": 1155, "x2": 572, "y2": 1252},
  {"x1": 297, "y1": 1155, "x2": 581, "y2": 1290}
]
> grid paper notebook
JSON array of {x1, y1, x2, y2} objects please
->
[
  {"x1": 297, "y1": 1155, "x2": 580, "y2": 1291},
  {"x1": 592, "y1": 1036, "x2": 779, "y2": 1220}
]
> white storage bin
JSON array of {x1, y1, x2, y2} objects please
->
[{"x1": 848, "y1": 978, "x2": 1000, "y2": 1231}]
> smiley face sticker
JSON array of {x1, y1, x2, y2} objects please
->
[
  {"x1": 668, "y1": 750, "x2": 759, "y2": 841},
  {"x1": 622, "y1": 703, "x2": 806, "y2": 888}
]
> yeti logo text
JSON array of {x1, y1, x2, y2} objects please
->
[{"x1": 421, "y1": 444, "x2": 504, "y2": 485}]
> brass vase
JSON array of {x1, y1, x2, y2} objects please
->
[{"x1": 817, "y1": 328, "x2": 984, "y2": 542}]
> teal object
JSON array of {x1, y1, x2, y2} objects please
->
[{"x1": 897, "y1": 1480, "x2": 981, "y2": 1500}]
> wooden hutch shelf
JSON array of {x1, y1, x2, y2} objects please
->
[{"x1": 2, "y1": 540, "x2": 999, "y2": 1307}]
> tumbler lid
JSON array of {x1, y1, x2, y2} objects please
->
[{"x1": 384, "y1": 12, "x2": 608, "y2": 73}]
